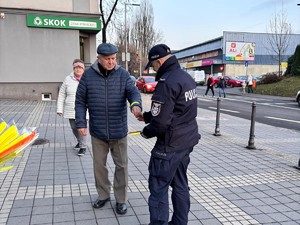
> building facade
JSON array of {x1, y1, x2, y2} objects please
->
[
  {"x1": 174, "y1": 31, "x2": 300, "y2": 78},
  {"x1": 0, "y1": 0, "x2": 101, "y2": 100}
]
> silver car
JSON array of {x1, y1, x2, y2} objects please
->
[{"x1": 296, "y1": 91, "x2": 300, "y2": 107}]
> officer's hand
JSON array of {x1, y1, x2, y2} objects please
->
[
  {"x1": 78, "y1": 128, "x2": 87, "y2": 136},
  {"x1": 140, "y1": 131, "x2": 148, "y2": 139},
  {"x1": 131, "y1": 106, "x2": 141, "y2": 117},
  {"x1": 136, "y1": 112, "x2": 144, "y2": 121}
]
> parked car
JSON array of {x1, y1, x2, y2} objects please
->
[
  {"x1": 237, "y1": 75, "x2": 248, "y2": 82},
  {"x1": 214, "y1": 75, "x2": 243, "y2": 88},
  {"x1": 135, "y1": 76, "x2": 157, "y2": 93},
  {"x1": 236, "y1": 75, "x2": 260, "y2": 82},
  {"x1": 296, "y1": 91, "x2": 300, "y2": 107}
]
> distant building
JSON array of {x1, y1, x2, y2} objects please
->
[
  {"x1": 174, "y1": 31, "x2": 300, "y2": 77},
  {"x1": 0, "y1": 0, "x2": 101, "y2": 100}
]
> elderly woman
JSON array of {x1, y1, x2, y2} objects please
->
[
  {"x1": 57, "y1": 59, "x2": 88, "y2": 156},
  {"x1": 247, "y1": 74, "x2": 253, "y2": 93}
]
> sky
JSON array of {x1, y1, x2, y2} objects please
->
[{"x1": 149, "y1": 0, "x2": 300, "y2": 50}]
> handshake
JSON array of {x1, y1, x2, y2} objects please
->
[
  {"x1": 131, "y1": 106, "x2": 144, "y2": 121},
  {"x1": 131, "y1": 106, "x2": 148, "y2": 139}
]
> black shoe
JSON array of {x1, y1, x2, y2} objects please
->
[
  {"x1": 168, "y1": 222, "x2": 174, "y2": 225},
  {"x1": 93, "y1": 198, "x2": 110, "y2": 208},
  {"x1": 78, "y1": 148, "x2": 86, "y2": 156},
  {"x1": 74, "y1": 143, "x2": 80, "y2": 150},
  {"x1": 116, "y1": 202, "x2": 127, "y2": 215}
]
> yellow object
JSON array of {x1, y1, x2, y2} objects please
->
[
  {"x1": 0, "y1": 165, "x2": 14, "y2": 172},
  {"x1": 0, "y1": 148, "x2": 23, "y2": 165},
  {"x1": 130, "y1": 101, "x2": 140, "y2": 107},
  {"x1": 281, "y1": 62, "x2": 288, "y2": 69},
  {"x1": 128, "y1": 131, "x2": 141, "y2": 135},
  {"x1": 0, "y1": 121, "x2": 7, "y2": 135},
  {"x1": 0, "y1": 118, "x2": 39, "y2": 173},
  {"x1": 1, "y1": 132, "x2": 29, "y2": 153},
  {"x1": 0, "y1": 125, "x2": 19, "y2": 152}
]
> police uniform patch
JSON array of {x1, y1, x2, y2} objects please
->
[{"x1": 151, "y1": 102, "x2": 161, "y2": 116}]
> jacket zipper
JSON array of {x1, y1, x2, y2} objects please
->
[{"x1": 105, "y1": 78, "x2": 109, "y2": 140}]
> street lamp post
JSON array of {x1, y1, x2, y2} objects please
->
[
  {"x1": 125, "y1": 3, "x2": 140, "y2": 71},
  {"x1": 136, "y1": 38, "x2": 142, "y2": 77}
]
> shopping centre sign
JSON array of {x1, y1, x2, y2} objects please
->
[
  {"x1": 225, "y1": 42, "x2": 255, "y2": 61},
  {"x1": 26, "y1": 14, "x2": 101, "y2": 31}
]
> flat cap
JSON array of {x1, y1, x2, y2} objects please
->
[{"x1": 97, "y1": 43, "x2": 118, "y2": 55}]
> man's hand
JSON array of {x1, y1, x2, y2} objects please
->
[
  {"x1": 78, "y1": 128, "x2": 87, "y2": 136},
  {"x1": 131, "y1": 106, "x2": 141, "y2": 117},
  {"x1": 57, "y1": 113, "x2": 62, "y2": 116}
]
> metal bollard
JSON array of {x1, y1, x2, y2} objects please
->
[
  {"x1": 246, "y1": 102, "x2": 256, "y2": 149},
  {"x1": 214, "y1": 97, "x2": 221, "y2": 136}
]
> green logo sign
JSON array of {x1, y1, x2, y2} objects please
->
[{"x1": 27, "y1": 14, "x2": 101, "y2": 31}]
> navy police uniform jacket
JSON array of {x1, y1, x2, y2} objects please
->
[{"x1": 142, "y1": 55, "x2": 200, "y2": 152}]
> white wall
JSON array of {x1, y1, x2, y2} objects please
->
[{"x1": 0, "y1": 13, "x2": 79, "y2": 82}]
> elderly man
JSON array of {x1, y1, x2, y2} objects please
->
[{"x1": 75, "y1": 43, "x2": 142, "y2": 215}]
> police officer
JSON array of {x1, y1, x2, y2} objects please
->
[{"x1": 136, "y1": 44, "x2": 201, "y2": 225}]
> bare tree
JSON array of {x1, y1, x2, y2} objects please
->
[
  {"x1": 128, "y1": 0, "x2": 163, "y2": 74},
  {"x1": 99, "y1": 0, "x2": 125, "y2": 43},
  {"x1": 131, "y1": 0, "x2": 163, "y2": 58},
  {"x1": 266, "y1": 10, "x2": 292, "y2": 76},
  {"x1": 105, "y1": 0, "x2": 163, "y2": 74}
]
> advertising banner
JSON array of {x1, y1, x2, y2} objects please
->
[{"x1": 225, "y1": 42, "x2": 255, "y2": 61}]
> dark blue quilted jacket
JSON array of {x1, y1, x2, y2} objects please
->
[{"x1": 75, "y1": 61, "x2": 142, "y2": 140}]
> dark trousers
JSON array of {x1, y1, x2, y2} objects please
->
[
  {"x1": 205, "y1": 85, "x2": 214, "y2": 96},
  {"x1": 148, "y1": 146, "x2": 192, "y2": 225},
  {"x1": 248, "y1": 85, "x2": 253, "y2": 93}
]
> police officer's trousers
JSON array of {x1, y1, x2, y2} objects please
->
[{"x1": 148, "y1": 146, "x2": 192, "y2": 225}]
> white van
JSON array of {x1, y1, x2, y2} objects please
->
[{"x1": 188, "y1": 70, "x2": 205, "y2": 85}]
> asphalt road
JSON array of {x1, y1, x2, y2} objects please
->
[{"x1": 197, "y1": 86, "x2": 300, "y2": 132}]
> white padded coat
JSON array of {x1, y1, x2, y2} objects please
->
[{"x1": 57, "y1": 73, "x2": 89, "y2": 119}]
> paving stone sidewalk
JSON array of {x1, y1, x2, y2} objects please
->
[{"x1": 0, "y1": 95, "x2": 299, "y2": 225}]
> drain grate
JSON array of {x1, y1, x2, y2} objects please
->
[{"x1": 32, "y1": 138, "x2": 50, "y2": 145}]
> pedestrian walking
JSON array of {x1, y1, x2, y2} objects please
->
[
  {"x1": 247, "y1": 74, "x2": 253, "y2": 93},
  {"x1": 75, "y1": 43, "x2": 142, "y2": 215},
  {"x1": 57, "y1": 59, "x2": 88, "y2": 156},
  {"x1": 218, "y1": 75, "x2": 226, "y2": 98},
  {"x1": 242, "y1": 80, "x2": 246, "y2": 94},
  {"x1": 136, "y1": 44, "x2": 201, "y2": 225},
  {"x1": 204, "y1": 74, "x2": 215, "y2": 97}
]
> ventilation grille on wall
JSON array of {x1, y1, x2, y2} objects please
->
[{"x1": 42, "y1": 93, "x2": 52, "y2": 101}]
